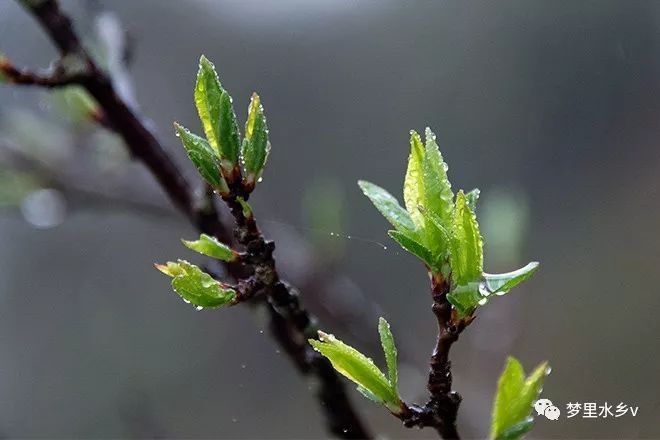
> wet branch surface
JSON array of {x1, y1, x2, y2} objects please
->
[{"x1": 5, "y1": 0, "x2": 370, "y2": 438}]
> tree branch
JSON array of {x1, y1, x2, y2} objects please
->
[
  {"x1": 8, "y1": 0, "x2": 371, "y2": 438},
  {"x1": 395, "y1": 273, "x2": 473, "y2": 439}
]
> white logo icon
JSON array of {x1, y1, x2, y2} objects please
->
[{"x1": 534, "y1": 399, "x2": 561, "y2": 421}]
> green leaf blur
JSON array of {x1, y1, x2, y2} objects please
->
[{"x1": 490, "y1": 357, "x2": 550, "y2": 440}]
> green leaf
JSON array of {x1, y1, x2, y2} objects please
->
[
  {"x1": 418, "y1": 205, "x2": 451, "y2": 264},
  {"x1": 388, "y1": 230, "x2": 436, "y2": 270},
  {"x1": 181, "y1": 233, "x2": 237, "y2": 262},
  {"x1": 194, "y1": 55, "x2": 240, "y2": 167},
  {"x1": 447, "y1": 263, "x2": 539, "y2": 318},
  {"x1": 422, "y1": 127, "x2": 454, "y2": 230},
  {"x1": 403, "y1": 130, "x2": 425, "y2": 228},
  {"x1": 358, "y1": 180, "x2": 416, "y2": 234},
  {"x1": 465, "y1": 188, "x2": 480, "y2": 212},
  {"x1": 309, "y1": 331, "x2": 401, "y2": 413},
  {"x1": 51, "y1": 86, "x2": 100, "y2": 123},
  {"x1": 490, "y1": 357, "x2": 550, "y2": 440},
  {"x1": 449, "y1": 190, "x2": 483, "y2": 285},
  {"x1": 155, "y1": 260, "x2": 236, "y2": 308},
  {"x1": 241, "y1": 92, "x2": 270, "y2": 185},
  {"x1": 446, "y1": 282, "x2": 481, "y2": 317},
  {"x1": 356, "y1": 385, "x2": 381, "y2": 404},
  {"x1": 174, "y1": 123, "x2": 228, "y2": 192},
  {"x1": 378, "y1": 317, "x2": 398, "y2": 392},
  {"x1": 154, "y1": 261, "x2": 186, "y2": 278},
  {"x1": 484, "y1": 262, "x2": 539, "y2": 295}
]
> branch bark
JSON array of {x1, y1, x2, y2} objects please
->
[
  {"x1": 395, "y1": 273, "x2": 473, "y2": 439},
  {"x1": 7, "y1": 1, "x2": 371, "y2": 438}
]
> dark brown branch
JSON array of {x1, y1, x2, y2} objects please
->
[
  {"x1": 0, "y1": 58, "x2": 87, "y2": 88},
  {"x1": 395, "y1": 273, "x2": 473, "y2": 439},
  {"x1": 10, "y1": 1, "x2": 371, "y2": 438}
]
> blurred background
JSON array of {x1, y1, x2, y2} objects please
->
[{"x1": 1, "y1": 0, "x2": 659, "y2": 438}]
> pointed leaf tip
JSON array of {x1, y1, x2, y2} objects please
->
[
  {"x1": 358, "y1": 180, "x2": 416, "y2": 234},
  {"x1": 484, "y1": 262, "x2": 539, "y2": 294}
]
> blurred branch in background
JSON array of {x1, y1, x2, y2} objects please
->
[{"x1": 0, "y1": 0, "x2": 374, "y2": 437}]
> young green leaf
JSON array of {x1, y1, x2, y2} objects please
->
[
  {"x1": 388, "y1": 230, "x2": 436, "y2": 270},
  {"x1": 422, "y1": 127, "x2": 454, "y2": 229},
  {"x1": 155, "y1": 259, "x2": 236, "y2": 308},
  {"x1": 490, "y1": 357, "x2": 550, "y2": 440},
  {"x1": 403, "y1": 130, "x2": 425, "y2": 228},
  {"x1": 154, "y1": 261, "x2": 186, "y2": 278},
  {"x1": 449, "y1": 190, "x2": 483, "y2": 285},
  {"x1": 447, "y1": 263, "x2": 539, "y2": 317},
  {"x1": 241, "y1": 93, "x2": 270, "y2": 186},
  {"x1": 418, "y1": 205, "x2": 451, "y2": 264},
  {"x1": 378, "y1": 317, "x2": 398, "y2": 392},
  {"x1": 194, "y1": 55, "x2": 240, "y2": 168},
  {"x1": 356, "y1": 385, "x2": 381, "y2": 404},
  {"x1": 174, "y1": 123, "x2": 228, "y2": 192},
  {"x1": 484, "y1": 262, "x2": 539, "y2": 295},
  {"x1": 309, "y1": 331, "x2": 401, "y2": 413},
  {"x1": 181, "y1": 233, "x2": 237, "y2": 262},
  {"x1": 446, "y1": 282, "x2": 481, "y2": 317},
  {"x1": 358, "y1": 180, "x2": 416, "y2": 234}
]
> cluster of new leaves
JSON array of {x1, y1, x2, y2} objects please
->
[
  {"x1": 157, "y1": 55, "x2": 271, "y2": 308},
  {"x1": 155, "y1": 234, "x2": 238, "y2": 308},
  {"x1": 309, "y1": 318, "x2": 403, "y2": 414},
  {"x1": 176, "y1": 55, "x2": 270, "y2": 193},
  {"x1": 490, "y1": 357, "x2": 550, "y2": 440},
  {"x1": 359, "y1": 128, "x2": 538, "y2": 317}
]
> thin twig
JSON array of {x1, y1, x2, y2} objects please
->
[
  {"x1": 6, "y1": 1, "x2": 371, "y2": 438},
  {"x1": 395, "y1": 272, "x2": 473, "y2": 439}
]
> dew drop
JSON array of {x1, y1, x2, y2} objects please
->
[{"x1": 195, "y1": 306, "x2": 204, "y2": 311}]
